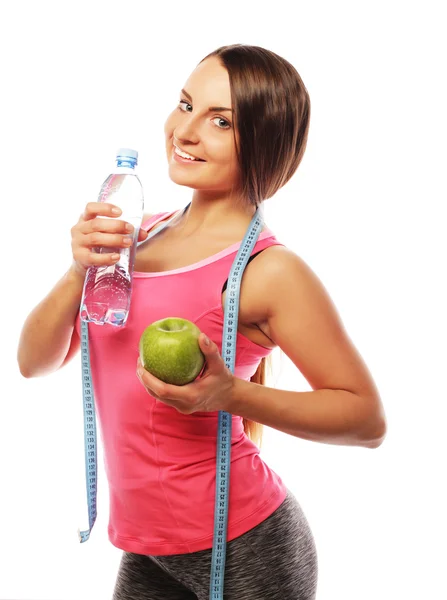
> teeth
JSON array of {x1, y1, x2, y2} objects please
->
[{"x1": 174, "y1": 145, "x2": 200, "y2": 160}]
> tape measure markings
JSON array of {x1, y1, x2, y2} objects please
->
[{"x1": 79, "y1": 204, "x2": 264, "y2": 600}]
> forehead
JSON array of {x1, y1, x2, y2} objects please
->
[{"x1": 184, "y1": 57, "x2": 232, "y2": 106}]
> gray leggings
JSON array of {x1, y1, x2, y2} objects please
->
[{"x1": 112, "y1": 488, "x2": 318, "y2": 599}]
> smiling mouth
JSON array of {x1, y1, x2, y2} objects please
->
[{"x1": 172, "y1": 144, "x2": 206, "y2": 162}]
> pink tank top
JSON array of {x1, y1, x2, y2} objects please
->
[{"x1": 75, "y1": 208, "x2": 288, "y2": 555}]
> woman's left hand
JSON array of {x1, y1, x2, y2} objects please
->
[{"x1": 136, "y1": 334, "x2": 235, "y2": 414}]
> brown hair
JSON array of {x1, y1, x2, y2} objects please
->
[{"x1": 198, "y1": 44, "x2": 311, "y2": 449}]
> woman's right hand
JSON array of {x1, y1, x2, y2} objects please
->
[{"x1": 70, "y1": 202, "x2": 149, "y2": 278}]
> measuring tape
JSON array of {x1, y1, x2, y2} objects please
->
[{"x1": 78, "y1": 203, "x2": 265, "y2": 599}]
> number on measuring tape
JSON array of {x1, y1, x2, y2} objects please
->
[{"x1": 78, "y1": 205, "x2": 264, "y2": 599}]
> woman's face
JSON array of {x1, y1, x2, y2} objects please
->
[{"x1": 164, "y1": 56, "x2": 241, "y2": 194}]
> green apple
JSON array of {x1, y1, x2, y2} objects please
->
[{"x1": 139, "y1": 317, "x2": 206, "y2": 386}]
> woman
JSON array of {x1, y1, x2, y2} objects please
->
[
  {"x1": 112, "y1": 43, "x2": 387, "y2": 599},
  {"x1": 18, "y1": 44, "x2": 386, "y2": 599}
]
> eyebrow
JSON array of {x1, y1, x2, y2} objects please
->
[{"x1": 181, "y1": 89, "x2": 234, "y2": 113}]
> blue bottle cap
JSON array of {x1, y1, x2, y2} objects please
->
[{"x1": 116, "y1": 148, "x2": 138, "y2": 163}]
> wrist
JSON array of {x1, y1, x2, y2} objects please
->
[
  {"x1": 227, "y1": 376, "x2": 245, "y2": 415},
  {"x1": 67, "y1": 262, "x2": 87, "y2": 286}
]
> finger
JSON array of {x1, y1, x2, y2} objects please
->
[
  {"x1": 82, "y1": 202, "x2": 122, "y2": 221},
  {"x1": 138, "y1": 227, "x2": 149, "y2": 241},
  {"x1": 137, "y1": 362, "x2": 166, "y2": 397}
]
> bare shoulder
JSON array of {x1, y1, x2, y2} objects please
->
[
  {"x1": 251, "y1": 244, "x2": 345, "y2": 339},
  {"x1": 255, "y1": 244, "x2": 299, "y2": 271},
  {"x1": 256, "y1": 245, "x2": 330, "y2": 308},
  {"x1": 239, "y1": 245, "x2": 297, "y2": 337},
  {"x1": 252, "y1": 245, "x2": 383, "y2": 413},
  {"x1": 246, "y1": 245, "x2": 304, "y2": 309}
]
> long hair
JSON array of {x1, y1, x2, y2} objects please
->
[{"x1": 198, "y1": 45, "x2": 311, "y2": 449}]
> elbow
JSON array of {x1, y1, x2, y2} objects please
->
[
  {"x1": 362, "y1": 417, "x2": 387, "y2": 449},
  {"x1": 18, "y1": 362, "x2": 33, "y2": 379},
  {"x1": 17, "y1": 343, "x2": 33, "y2": 378},
  {"x1": 357, "y1": 395, "x2": 387, "y2": 449},
  {"x1": 17, "y1": 352, "x2": 30, "y2": 378},
  {"x1": 363, "y1": 434, "x2": 386, "y2": 449},
  {"x1": 17, "y1": 349, "x2": 35, "y2": 378}
]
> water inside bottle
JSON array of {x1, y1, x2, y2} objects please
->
[
  {"x1": 79, "y1": 154, "x2": 144, "y2": 326},
  {"x1": 80, "y1": 237, "x2": 138, "y2": 327}
]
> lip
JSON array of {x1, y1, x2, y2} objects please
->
[
  {"x1": 172, "y1": 147, "x2": 206, "y2": 165},
  {"x1": 173, "y1": 143, "x2": 205, "y2": 162}
]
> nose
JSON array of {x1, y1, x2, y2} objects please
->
[{"x1": 173, "y1": 111, "x2": 202, "y2": 143}]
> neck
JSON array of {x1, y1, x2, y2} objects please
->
[{"x1": 176, "y1": 192, "x2": 260, "y2": 238}]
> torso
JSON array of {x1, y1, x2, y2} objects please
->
[{"x1": 134, "y1": 212, "x2": 277, "y2": 350}]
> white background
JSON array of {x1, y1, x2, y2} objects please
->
[{"x1": 1, "y1": 1, "x2": 446, "y2": 598}]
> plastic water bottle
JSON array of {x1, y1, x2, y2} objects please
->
[{"x1": 80, "y1": 148, "x2": 144, "y2": 327}]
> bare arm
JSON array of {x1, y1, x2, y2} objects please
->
[
  {"x1": 17, "y1": 264, "x2": 86, "y2": 378},
  {"x1": 18, "y1": 211, "x2": 153, "y2": 379}
]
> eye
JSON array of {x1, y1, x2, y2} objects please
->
[{"x1": 177, "y1": 100, "x2": 232, "y2": 130}]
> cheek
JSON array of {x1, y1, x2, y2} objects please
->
[{"x1": 206, "y1": 141, "x2": 235, "y2": 163}]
